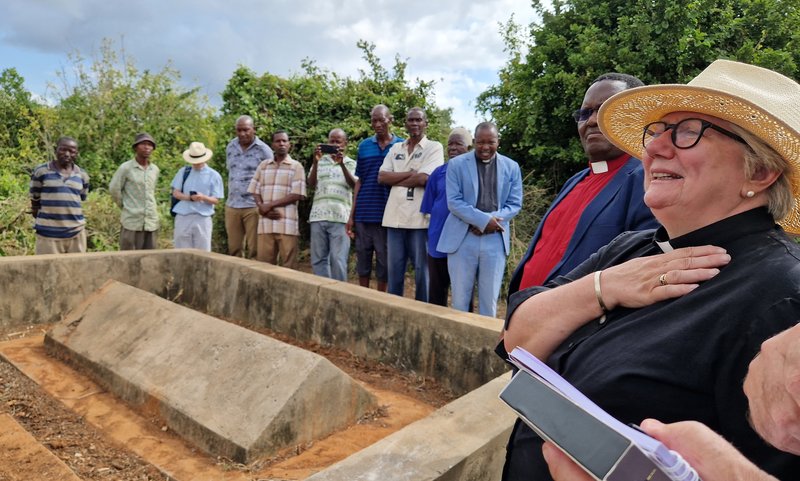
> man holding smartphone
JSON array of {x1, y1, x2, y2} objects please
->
[
  {"x1": 307, "y1": 128, "x2": 357, "y2": 281},
  {"x1": 171, "y1": 142, "x2": 224, "y2": 251}
]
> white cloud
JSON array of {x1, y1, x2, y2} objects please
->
[{"x1": 0, "y1": 0, "x2": 538, "y2": 127}]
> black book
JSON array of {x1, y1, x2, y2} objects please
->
[{"x1": 499, "y1": 347, "x2": 700, "y2": 481}]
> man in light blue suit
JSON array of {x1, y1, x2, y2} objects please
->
[{"x1": 437, "y1": 122, "x2": 523, "y2": 316}]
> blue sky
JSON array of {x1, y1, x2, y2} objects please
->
[{"x1": 0, "y1": 0, "x2": 537, "y2": 128}]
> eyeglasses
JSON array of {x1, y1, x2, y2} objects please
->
[
  {"x1": 572, "y1": 107, "x2": 600, "y2": 123},
  {"x1": 642, "y1": 118, "x2": 747, "y2": 149}
]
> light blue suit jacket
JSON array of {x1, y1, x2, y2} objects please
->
[{"x1": 437, "y1": 152, "x2": 523, "y2": 255}]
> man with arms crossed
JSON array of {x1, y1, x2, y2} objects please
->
[{"x1": 378, "y1": 107, "x2": 444, "y2": 301}]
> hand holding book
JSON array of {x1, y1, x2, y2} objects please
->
[{"x1": 499, "y1": 347, "x2": 700, "y2": 481}]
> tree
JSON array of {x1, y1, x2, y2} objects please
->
[
  {"x1": 219, "y1": 40, "x2": 452, "y2": 165},
  {"x1": 219, "y1": 40, "x2": 453, "y2": 245},
  {"x1": 478, "y1": 0, "x2": 800, "y2": 190},
  {"x1": 49, "y1": 39, "x2": 217, "y2": 191},
  {"x1": 0, "y1": 68, "x2": 50, "y2": 196}
]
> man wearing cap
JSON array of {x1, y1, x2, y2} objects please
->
[
  {"x1": 248, "y1": 130, "x2": 306, "y2": 269},
  {"x1": 500, "y1": 73, "x2": 659, "y2": 480},
  {"x1": 30, "y1": 136, "x2": 90, "y2": 254},
  {"x1": 225, "y1": 115, "x2": 273, "y2": 259},
  {"x1": 171, "y1": 142, "x2": 224, "y2": 251},
  {"x1": 420, "y1": 126, "x2": 473, "y2": 306},
  {"x1": 438, "y1": 122, "x2": 523, "y2": 317},
  {"x1": 109, "y1": 133, "x2": 160, "y2": 250}
]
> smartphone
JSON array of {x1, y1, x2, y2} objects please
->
[{"x1": 320, "y1": 144, "x2": 339, "y2": 154}]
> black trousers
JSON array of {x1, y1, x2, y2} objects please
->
[
  {"x1": 428, "y1": 254, "x2": 473, "y2": 311},
  {"x1": 427, "y1": 254, "x2": 450, "y2": 306}
]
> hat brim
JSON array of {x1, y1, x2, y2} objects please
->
[
  {"x1": 132, "y1": 139, "x2": 156, "y2": 149},
  {"x1": 183, "y1": 150, "x2": 213, "y2": 164},
  {"x1": 598, "y1": 84, "x2": 800, "y2": 234}
]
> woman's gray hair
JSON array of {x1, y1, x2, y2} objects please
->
[{"x1": 728, "y1": 124, "x2": 794, "y2": 220}]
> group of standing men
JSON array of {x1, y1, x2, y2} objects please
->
[
  {"x1": 29, "y1": 74, "x2": 648, "y2": 325},
  {"x1": 348, "y1": 105, "x2": 524, "y2": 317},
  {"x1": 29, "y1": 106, "x2": 529, "y2": 318}
]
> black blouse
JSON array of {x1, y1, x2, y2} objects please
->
[{"x1": 505, "y1": 208, "x2": 800, "y2": 480}]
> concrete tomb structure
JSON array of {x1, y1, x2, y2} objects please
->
[
  {"x1": 44, "y1": 280, "x2": 377, "y2": 463},
  {"x1": 0, "y1": 250, "x2": 515, "y2": 480}
]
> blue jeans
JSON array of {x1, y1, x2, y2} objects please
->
[
  {"x1": 448, "y1": 232, "x2": 506, "y2": 316},
  {"x1": 310, "y1": 221, "x2": 351, "y2": 281},
  {"x1": 387, "y1": 228, "x2": 428, "y2": 301}
]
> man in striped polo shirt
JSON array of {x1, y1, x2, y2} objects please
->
[
  {"x1": 347, "y1": 104, "x2": 404, "y2": 291},
  {"x1": 29, "y1": 136, "x2": 91, "y2": 254}
]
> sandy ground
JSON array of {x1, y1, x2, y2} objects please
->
[{"x1": 0, "y1": 328, "x2": 456, "y2": 481}]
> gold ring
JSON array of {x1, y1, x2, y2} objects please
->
[{"x1": 658, "y1": 273, "x2": 668, "y2": 286}]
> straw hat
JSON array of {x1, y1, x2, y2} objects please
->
[
  {"x1": 182, "y1": 142, "x2": 213, "y2": 164},
  {"x1": 597, "y1": 59, "x2": 800, "y2": 233}
]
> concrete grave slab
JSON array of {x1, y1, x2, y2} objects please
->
[{"x1": 44, "y1": 280, "x2": 377, "y2": 463}]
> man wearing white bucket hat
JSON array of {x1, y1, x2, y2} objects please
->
[
  {"x1": 171, "y1": 142, "x2": 224, "y2": 251},
  {"x1": 503, "y1": 59, "x2": 800, "y2": 481}
]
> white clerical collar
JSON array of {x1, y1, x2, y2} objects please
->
[
  {"x1": 590, "y1": 161, "x2": 609, "y2": 174},
  {"x1": 656, "y1": 239, "x2": 674, "y2": 253}
]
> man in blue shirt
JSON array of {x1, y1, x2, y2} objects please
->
[
  {"x1": 347, "y1": 104, "x2": 403, "y2": 291},
  {"x1": 420, "y1": 127, "x2": 472, "y2": 306},
  {"x1": 225, "y1": 115, "x2": 273, "y2": 259}
]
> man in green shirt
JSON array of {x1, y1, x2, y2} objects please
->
[{"x1": 109, "y1": 133, "x2": 160, "y2": 250}]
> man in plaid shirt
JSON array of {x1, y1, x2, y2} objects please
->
[{"x1": 247, "y1": 130, "x2": 306, "y2": 268}]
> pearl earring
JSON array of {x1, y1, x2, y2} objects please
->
[{"x1": 746, "y1": 191, "x2": 755, "y2": 198}]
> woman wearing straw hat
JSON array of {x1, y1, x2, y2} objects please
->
[
  {"x1": 171, "y1": 142, "x2": 224, "y2": 251},
  {"x1": 501, "y1": 60, "x2": 800, "y2": 481}
]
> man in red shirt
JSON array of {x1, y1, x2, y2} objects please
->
[{"x1": 500, "y1": 73, "x2": 659, "y2": 481}]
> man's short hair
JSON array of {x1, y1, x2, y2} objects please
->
[
  {"x1": 236, "y1": 115, "x2": 254, "y2": 127},
  {"x1": 449, "y1": 127, "x2": 473, "y2": 147},
  {"x1": 474, "y1": 122, "x2": 498, "y2": 138},
  {"x1": 329, "y1": 128, "x2": 347, "y2": 141},
  {"x1": 591, "y1": 73, "x2": 644, "y2": 89},
  {"x1": 407, "y1": 107, "x2": 427, "y2": 120},
  {"x1": 272, "y1": 129, "x2": 289, "y2": 140},
  {"x1": 56, "y1": 136, "x2": 78, "y2": 147}
]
